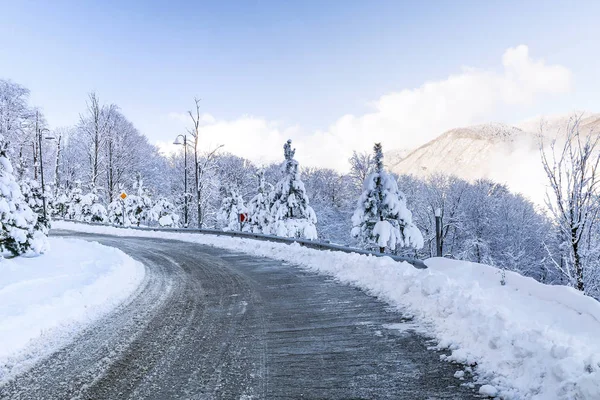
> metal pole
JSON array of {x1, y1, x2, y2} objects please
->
[
  {"x1": 183, "y1": 135, "x2": 188, "y2": 227},
  {"x1": 38, "y1": 126, "x2": 47, "y2": 222},
  {"x1": 435, "y1": 208, "x2": 442, "y2": 257}
]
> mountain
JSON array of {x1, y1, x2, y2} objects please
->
[
  {"x1": 386, "y1": 113, "x2": 600, "y2": 203},
  {"x1": 517, "y1": 113, "x2": 600, "y2": 138},
  {"x1": 387, "y1": 123, "x2": 537, "y2": 182}
]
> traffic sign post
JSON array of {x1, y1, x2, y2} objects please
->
[
  {"x1": 120, "y1": 192, "x2": 128, "y2": 226},
  {"x1": 238, "y1": 213, "x2": 248, "y2": 231}
]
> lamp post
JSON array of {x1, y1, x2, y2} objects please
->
[
  {"x1": 173, "y1": 134, "x2": 188, "y2": 227},
  {"x1": 38, "y1": 127, "x2": 55, "y2": 223},
  {"x1": 435, "y1": 208, "x2": 442, "y2": 257}
]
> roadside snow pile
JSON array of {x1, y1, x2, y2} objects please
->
[
  {"x1": 0, "y1": 237, "x2": 145, "y2": 383},
  {"x1": 53, "y1": 221, "x2": 600, "y2": 400}
]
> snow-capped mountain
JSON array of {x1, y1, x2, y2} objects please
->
[
  {"x1": 386, "y1": 114, "x2": 600, "y2": 203},
  {"x1": 387, "y1": 122, "x2": 537, "y2": 182}
]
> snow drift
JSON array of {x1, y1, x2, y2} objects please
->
[
  {"x1": 0, "y1": 237, "x2": 145, "y2": 383},
  {"x1": 53, "y1": 221, "x2": 600, "y2": 399}
]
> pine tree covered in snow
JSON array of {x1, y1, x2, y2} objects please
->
[
  {"x1": 125, "y1": 176, "x2": 153, "y2": 226},
  {"x1": 108, "y1": 197, "x2": 128, "y2": 226},
  {"x1": 0, "y1": 136, "x2": 48, "y2": 256},
  {"x1": 246, "y1": 170, "x2": 273, "y2": 233},
  {"x1": 150, "y1": 198, "x2": 180, "y2": 227},
  {"x1": 217, "y1": 184, "x2": 246, "y2": 231},
  {"x1": 19, "y1": 178, "x2": 49, "y2": 233},
  {"x1": 270, "y1": 140, "x2": 318, "y2": 239},
  {"x1": 66, "y1": 182, "x2": 84, "y2": 220},
  {"x1": 53, "y1": 187, "x2": 69, "y2": 218},
  {"x1": 351, "y1": 143, "x2": 423, "y2": 252}
]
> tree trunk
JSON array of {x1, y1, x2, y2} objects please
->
[{"x1": 572, "y1": 228, "x2": 584, "y2": 291}]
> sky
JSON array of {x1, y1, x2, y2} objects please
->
[{"x1": 1, "y1": 0, "x2": 599, "y2": 170}]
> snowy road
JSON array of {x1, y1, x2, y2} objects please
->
[{"x1": 1, "y1": 231, "x2": 476, "y2": 399}]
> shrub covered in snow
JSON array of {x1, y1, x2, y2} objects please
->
[
  {"x1": 217, "y1": 184, "x2": 246, "y2": 231},
  {"x1": 351, "y1": 143, "x2": 423, "y2": 252},
  {"x1": 150, "y1": 198, "x2": 180, "y2": 227},
  {"x1": 80, "y1": 190, "x2": 107, "y2": 223},
  {"x1": 0, "y1": 136, "x2": 48, "y2": 256},
  {"x1": 245, "y1": 170, "x2": 273, "y2": 234},
  {"x1": 269, "y1": 140, "x2": 318, "y2": 240}
]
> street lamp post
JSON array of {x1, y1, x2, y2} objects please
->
[{"x1": 173, "y1": 134, "x2": 188, "y2": 227}]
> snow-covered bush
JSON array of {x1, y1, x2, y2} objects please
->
[
  {"x1": 0, "y1": 136, "x2": 48, "y2": 256},
  {"x1": 269, "y1": 140, "x2": 318, "y2": 240},
  {"x1": 246, "y1": 170, "x2": 273, "y2": 234},
  {"x1": 351, "y1": 143, "x2": 423, "y2": 252},
  {"x1": 217, "y1": 184, "x2": 246, "y2": 231},
  {"x1": 80, "y1": 190, "x2": 107, "y2": 223},
  {"x1": 150, "y1": 198, "x2": 180, "y2": 227}
]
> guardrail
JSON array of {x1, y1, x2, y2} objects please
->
[{"x1": 54, "y1": 220, "x2": 427, "y2": 269}]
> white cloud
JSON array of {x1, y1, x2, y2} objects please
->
[{"x1": 158, "y1": 45, "x2": 572, "y2": 171}]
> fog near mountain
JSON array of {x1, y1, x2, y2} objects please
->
[{"x1": 387, "y1": 113, "x2": 600, "y2": 204}]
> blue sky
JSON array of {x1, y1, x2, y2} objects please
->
[{"x1": 1, "y1": 0, "x2": 598, "y2": 167}]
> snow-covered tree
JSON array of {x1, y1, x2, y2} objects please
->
[
  {"x1": 269, "y1": 140, "x2": 318, "y2": 239},
  {"x1": 52, "y1": 187, "x2": 69, "y2": 218},
  {"x1": 126, "y1": 175, "x2": 153, "y2": 226},
  {"x1": 351, "y1": 143, "x2": 423, "y2": 252},
  {"x1": 0, "y1": 135, "x2": 48, "y2": 256},
  {"x1": 80, "y1": 189, "x2": 107, "y2": 223},
  {"x1": 150, "y1": 198, "x2": 180, "y2": 227},
  {"x1": 217, "y1": 184, "x2": 246, "y2": 231},
  {"x1": 540, "y1": 115, "x2": 600, "y2": 293},
  {"x1": 66, "y1": 182, "x2": 84, "y2": 220},
  {"x1": 246, "y1": 170, "x2": 273, "y2": 233},
  {"x1": 19, "y1": 178, "x2": 49, "y2": 232},
  {"x1": 108, "y1": 197, "x2": 128, "y2": 226}
]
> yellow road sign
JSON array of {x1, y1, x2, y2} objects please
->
[{"x1": 120, "y1": 192, "x2": 127, "y2": 200}]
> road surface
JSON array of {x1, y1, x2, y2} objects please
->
[{"x1": 1, "y1": 231, "x2": 477, "y2": 399}]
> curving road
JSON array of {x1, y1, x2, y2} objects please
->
[{"x1": 1, "y1": 231, "x2": 477, "y2": 399}]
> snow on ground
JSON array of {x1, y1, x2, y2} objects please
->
[
  {"x1": 0, "y1": 236, "x2": 145, "y2": 384},
  {"x1": 54, "y1": 221, "x2": 600, "y2": 400}
]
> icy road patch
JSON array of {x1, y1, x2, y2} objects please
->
[{"x1": 0, "y1": 237, "x2": 145, "y2": 383}]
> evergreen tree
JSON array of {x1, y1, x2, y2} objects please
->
[
  {"x1": 0, "y1": 136, "x2": 48, "y2": 256},
  {"x1": 66, "y1": 182, "x2": 84, "y2": 220},
  {"x1": 108, "y1": 198, "x2": 129, "y2": 226},
  {"x1": 127, "y1": 175, "x2": 153, "y2": 226},
  {"x1": 217, "y1": 184, "x2": 246, "y2": 231},
  {"x1": 53, "y1": 187, "x2": 69, "y2": 218},
  {"x1": 20, "y1": 178, "x2": 49, "y2": 233},
  {"x1": 351, "y1": 143, "x2": 423, "y2": 252},
  {"x1": 246, "y1": 170, "x2": 273, "y2": 233},
  {"x1": 270, "y1": 139, "x2": 318, "y2": 239}
]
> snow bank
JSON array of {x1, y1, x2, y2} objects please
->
[
  {"x1": 0, "y1": 237, "x2": 145, "y2": 383},
  {"x1": 53, "y1": 221, "x2": 600, "y2": 399}
]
